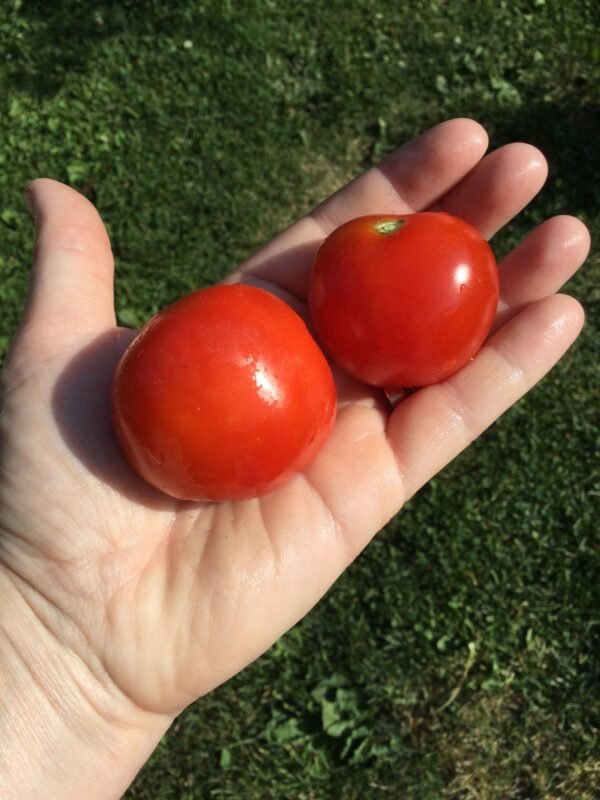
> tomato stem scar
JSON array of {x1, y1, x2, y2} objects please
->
[{"x1": 373, "y1": 219, "x2": 405, "y2": 235}]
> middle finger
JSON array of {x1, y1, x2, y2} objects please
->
[{"x1": 432, "y1": 142, "x2": 547, "y2": 239}]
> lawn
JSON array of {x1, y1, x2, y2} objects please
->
[{"x1": 0, "y1": 1, "x2": 598, "y2": 797}]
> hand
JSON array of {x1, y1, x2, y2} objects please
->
[{"x1": 0, "y1": 119, "x2": 589, "y2": 797}]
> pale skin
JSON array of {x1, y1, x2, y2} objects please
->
[{"x1": 0, "y1": 119, "x2": 590, "y2": 799}]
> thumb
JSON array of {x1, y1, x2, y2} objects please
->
[{"x1": 17, "y1": 179, "x2": 116, "y2": 359}]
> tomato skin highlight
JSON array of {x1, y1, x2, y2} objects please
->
[
  {"x1": 308, "y1": 212, "x2": 499, "y2": 388},
  {"x1": 111, "y1": 285, "x2": 336, "y2": 502}
]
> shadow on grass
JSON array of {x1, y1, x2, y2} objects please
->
[
  {"x1": 484, "y1": 98, "x2": 600, "y2": 218},
  {"x1": 6, "y1": 0, "x2": 158, "y2": 97}
]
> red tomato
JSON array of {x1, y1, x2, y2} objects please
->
[
  {"x1": 112, "y1": 284, "x2": 336, "y2": 501},
  {"x1": 308, "y1": 212, "x2": 499, "y2": 388}
]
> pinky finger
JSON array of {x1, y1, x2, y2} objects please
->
[{"x1": 387, "y1": 294, "x2": 584, "y2": 501}]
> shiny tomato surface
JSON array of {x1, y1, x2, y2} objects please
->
[
  {"x1": 308, "y1": 212, "x2": 499, "y2": 388},
  {"x1": 112, "y1": 284, "x2": 336, "y2": 501}
]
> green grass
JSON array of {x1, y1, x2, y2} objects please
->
[{"x1": 1, "y1": 0, "x2": 598, "y2": 797}]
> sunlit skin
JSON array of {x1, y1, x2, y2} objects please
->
[
  {"x1": 0, "y1": 119, "x2": 590, "y2": 799},
  {"x1": 309, "y1": 212, "x2": 499, "y2": 388}
]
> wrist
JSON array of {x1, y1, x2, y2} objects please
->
[{"x1": 0, "y1": 571, "x2": 172, "y2": 800}]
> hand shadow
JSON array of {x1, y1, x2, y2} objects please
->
[{"x1": 51, "y1": 327, "x2": 184, "y2": 510}]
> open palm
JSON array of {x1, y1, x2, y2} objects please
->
[{"x1": 0, "y1": 120, "x2": 588, "y2": 729}]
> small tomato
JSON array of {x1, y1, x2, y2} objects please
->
[
  {"x1": 308, "y1": 212, "x2": 499, "y2": 388},
  {"x1": 112, "y1": 284, "x2": 336, "y2": 501}
]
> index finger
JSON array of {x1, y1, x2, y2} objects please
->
[{"x1": 227, "y1": 118, "x2": 489, "y2": 298}]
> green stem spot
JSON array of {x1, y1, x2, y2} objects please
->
[{"x1": 373, "y1": 218, "x2": 405, "y2": 235}]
